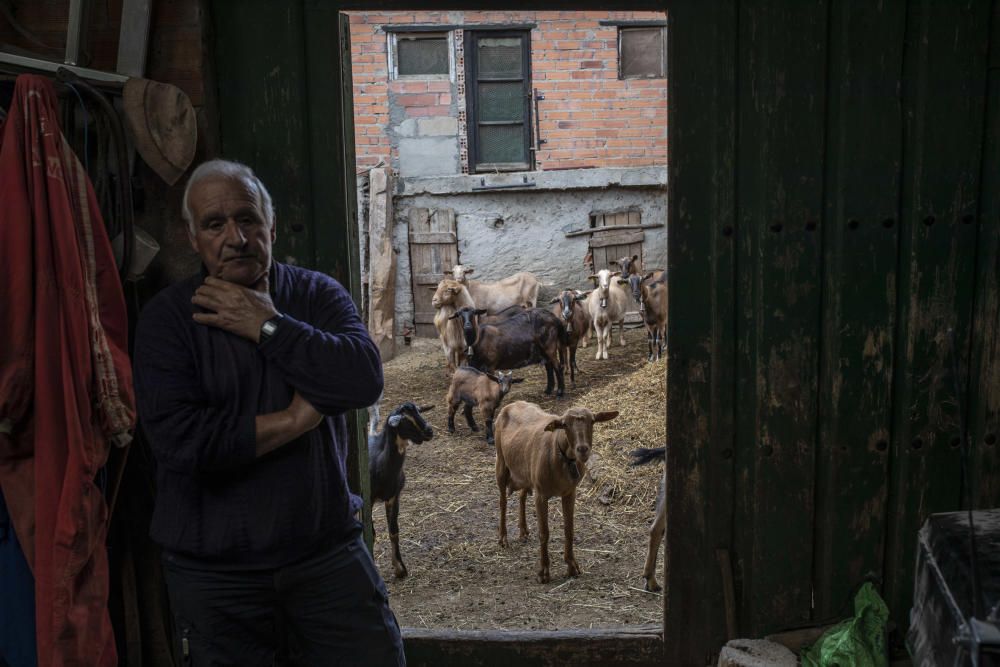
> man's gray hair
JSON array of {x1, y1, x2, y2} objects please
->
[{"x1": 181, "y1": 159, "x2": 276, "y2": 235}]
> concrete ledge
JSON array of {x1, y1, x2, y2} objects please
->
[
  {"x1": 399, "y1": 166, "x2": 668, "y2": 196},
  {"x1": 717, "y1": 639, "x2": 797, "y2": 667}
]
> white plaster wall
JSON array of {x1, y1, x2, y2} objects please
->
[{"x1": 391, "y1": 183, "x2": 667, "y2": 335}]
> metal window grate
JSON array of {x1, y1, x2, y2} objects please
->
[
  {"x1": 396, "y1": 35, "x2": 449, "y2": 77},
  {"x1": 620, "y1": 27, "x2": 665, "y2": 79}
]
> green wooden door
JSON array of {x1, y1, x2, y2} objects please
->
[
  {"x1": 666, "y1": 0, "x2": 1000, "y2": 662},
  {"x1": 209, "y1": 0, "x2": 372, "y2": 546}
]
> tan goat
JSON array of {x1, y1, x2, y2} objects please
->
[
  {"x1": 494, "y1": 401, "x2": 619, "y2": 583},
  {"x1": 431, "y1": 279, "x2": 475, "y2": 372},
  {"x1": 446, "y1": 264, "x2": 541, "y2": 314}
]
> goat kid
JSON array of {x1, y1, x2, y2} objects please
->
[
  {"x1": 495, "y1": 401, "x2": 619, "y2": 583},
  {"x1": 629, "y1": 446, "x2": 665, "y2": 592},
  {"x1": 369, "y1": 402, "x2": 435, "y2": 578},
  {"x1": 446, "y1": 367, "x2": 523, "y2": 444}
]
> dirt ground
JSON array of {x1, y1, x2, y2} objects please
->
[{"x1": 371, "y1": 323, "x2": 666, "y2": 631}]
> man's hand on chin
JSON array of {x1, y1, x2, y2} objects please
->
[{"x1": 191, "y1": 275, "x2": 279, "y2": 342}]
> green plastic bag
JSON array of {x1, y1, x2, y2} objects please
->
[{"x1": 801, "y1": 582, "x2": 890, "y2": 667}]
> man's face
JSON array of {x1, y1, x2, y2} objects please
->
[{"x1": 187, "y1": 175, "x2": 275, "y2": 287}]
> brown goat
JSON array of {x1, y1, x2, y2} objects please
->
[
  {"x1": 451, "y1": 306, "x2": 567, "y2": 397},
  {"x1": 629, "y1": 446, "x2": 665, "y2": 592},
  {"x1": 549, "y1": 290, "x2": 591, "y2": 386},
  {"x1": 494, "y1": 401, "x2": 619, "y2": 583},
  {"x1": 446, "y1": 367, "x2": 523, "y2": 445},
  {"x1": 640, "y1": 274, "x2": 667, "y2": 362}
]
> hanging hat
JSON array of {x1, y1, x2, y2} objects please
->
[{"x1": 122, "y1": 77, "x2": 197, "y2": 185}]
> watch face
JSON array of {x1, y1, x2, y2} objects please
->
[{"x1": 262, "y1": 320, "x2": 277, "y2": 338}]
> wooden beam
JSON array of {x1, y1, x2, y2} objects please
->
[
  {"x1": 565, "y1": 223, "x2": 664, "y2": 238},
  {"x1": 402, "y1": 626, "x2": 663, "y2": 667}
]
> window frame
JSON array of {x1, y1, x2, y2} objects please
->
[
  {"x1": 464, "y1": 28, "x2": 534, "y2": 173},
  {"x1": 388, "y1": 31, "x2": 454, "y2": 81},
  {"x1": 617, "y1": 25, "x2": 667, "y2": 80}
]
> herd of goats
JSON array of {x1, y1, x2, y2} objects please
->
[{"x1": 366, "y1": 255, "x2": 668, "y2": 593}]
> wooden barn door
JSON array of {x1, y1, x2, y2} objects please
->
[
  {"x1": 588, "y1": 209, "x2": 645, "y2": 272},
  {"x1": 409, "y1": 207, "x2": 458, "y2": 337}
]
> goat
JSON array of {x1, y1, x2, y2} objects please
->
[
  {"x1": 446, "y1": 367, "x2": 523, "y2": 445},
  {"x1": 585, "y1": 268, "x2": 631, "y2": 360},
  {"x1": 495, "y1": 401, "x2": 619, "y2": 583},
  {"x1": 640, "y1": 275, "x2": 667, "y2": 362},
  {"x1": 629, "y1": 446, "x2": 665, "y2": 592},
  {"x1": 450, "y1": 306, "x2": 568, "y2": 397},
  {"x1": 369, "y1": 402, "x2": 435, "y2": 578},
  {"x1": 549, "y1": 289, "x2": 591, "y2": 386},
  {"x1": 431, "y1": 279, "x2": 475, "y2": 372},
  {"x1": 628, "y1": 269, "x2": 664, "y2": 310},
  {"x1": 446, "y1": 264, "x2": 541, "y2": 314}
]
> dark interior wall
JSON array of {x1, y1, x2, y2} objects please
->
[{"x1": 0, "y1": 0, "x2": 218, "y2": 291}]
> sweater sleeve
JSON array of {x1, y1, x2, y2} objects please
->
[
  {"x1": 134, "y1": 297, "x2": 257, "y2": 474},
  {"x1": 258, "y1": 274, "x2": 384, "y2": 415}
]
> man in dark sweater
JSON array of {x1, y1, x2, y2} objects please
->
[{"x1": 134, "y1": 159, "x2": 404, "y2": 666}]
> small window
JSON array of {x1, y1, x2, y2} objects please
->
[
  {"x1": 619, "y1": 27, "x2": 666, "y2": 79},
  {"x1": 390, "y1": 33, "x2": 452, "y2": 80}
]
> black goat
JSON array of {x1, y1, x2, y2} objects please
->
[
  {"x1": 369, "y1": 402, "x2": 434, "y2": 578},
  {"x1": 629, "y1": 446, "x2": 666, "y2": 592},
  {"x1": 449, "y1": 306, "x2": 568, "y2": 397}
]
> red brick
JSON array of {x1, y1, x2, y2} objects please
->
[{"x1": 395, "y1": 93, "x2": 438, "y2": 107}]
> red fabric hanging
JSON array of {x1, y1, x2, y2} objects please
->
[{"x1": 0, "y1": 75, "x2": 135, "y2": 667}]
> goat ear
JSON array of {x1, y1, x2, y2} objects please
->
[
  {"x1": 511, "y1": 378, "x2": 525, "y2": 384},
  {"x1": 617, "y1": 278, "x2": 628, "y2": 285},
  {"x1": 543, "y1": 419, "x2": 565, "y2": 432},
  {"x1": 609, "y1": 260, "x2": 619, "y2": 266},
  {"x1": 549, "y1": 297, "x2": 560, "y2": 304},
  {"x1": 643, "y1": 271, "x2": 656, "y2": 281},
  {"x1": 463, "y1": 267, "x2": 474, "y2": 275},
  {"x1": 574, "y1": 293, "x2": 588, "y2": 302},
  {"x1": 388, "y1": 415, "x2": 403, "y2": 428},
  {"x1": 632, "y1": 254, "x2": 639, "y2": 261},
  {"x1": 586, "y1": 274, "x2": 597, "y2": 281},
  {"x1": 448, "y1": 312, "x2": 461, "y2": 320},
  {"x1": 593, "y1": 410, "x2": 620, "y2": 424},
  {"x1": 417, "y1": 404, "x2": 435, "y2": 413},
  {"x1": 611, "y1": 270, "x2": 622, "y2": 277},
  {"x1": 475, "y1": 308, "x2": 488, "y2": 315}
]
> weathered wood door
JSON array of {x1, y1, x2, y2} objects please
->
[
  {"x1": 409, "y1": 207, "x2": 458, "y2": 337},
  {"x1": 588, "y1": 209, "x2": 645, "y2": 272}
]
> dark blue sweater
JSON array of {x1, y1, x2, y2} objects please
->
[{"x1": 134, "y1": 262, "x2": 383, "y2": 566}]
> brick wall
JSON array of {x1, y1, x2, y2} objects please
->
[{"x1": 348, "y1": 10, "x2": 668, "y2": 174}]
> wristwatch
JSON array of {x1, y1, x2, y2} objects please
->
[{"x1": 259, "y1": 313, "x2": 284, "y2": 343}]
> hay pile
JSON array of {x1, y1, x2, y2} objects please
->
[{"x1": 374, "y1": 326, "x2": 666, "y2": 630}]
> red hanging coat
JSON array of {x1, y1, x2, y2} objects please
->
[{"x1": 0, "y1": 75, "x2": 135, "y2": 667}]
